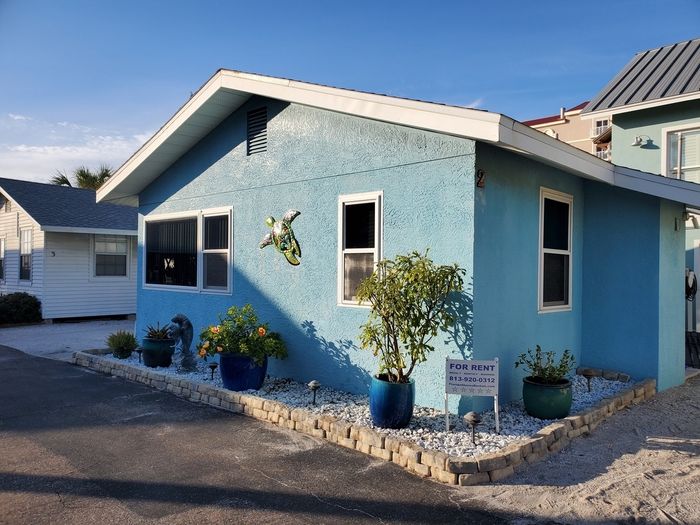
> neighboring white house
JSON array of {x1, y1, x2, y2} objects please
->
[{"x1": 0, "y1": 177, "x2": 137, "y2": 319}]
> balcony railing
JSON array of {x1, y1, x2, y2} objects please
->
[
  {"x1": 595, "y1": 149, "x2": 611, "y2": 161},
  {"x1": 591, "y1": 124, "x2": 611, "y2": 138}
]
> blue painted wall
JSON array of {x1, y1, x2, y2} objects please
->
[
  {"x1": 612, "y1": 99, "x2": 700, "y2": 173},
  {"x1": 658, "y1": 199, "x2": 686, "y2": 390},
  {"x1": 137, "y1": 97, "x2": 476, "y2": 409},
  {"x1": 473, "y1": 143, "x2": 585, "y2": 404},
  {"x1": 581, "y1": 183, "x2": 685, "y2": 389}
]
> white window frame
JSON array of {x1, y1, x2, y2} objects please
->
[
  {"x1": 0, "y1": 237, "x2": 5, "y2": 282},
  {"x1": 337, "y1": 191, "x2": 383, "y2": 307},
  {"x1": 538, "y1": 188, "x2": 573, "y2": 313},
  {"x1": 142, "y1": 207, "x2": 232, "y2": 294},
  {"x1": 661, "y1": 123, "x2": 700, "y2": 179},
  {"x1": 19, "y1": 228, "x2": 32, "y2": 283},
  {"x1": 91, "y1": 234, "x2": 130, "y2": 280}
]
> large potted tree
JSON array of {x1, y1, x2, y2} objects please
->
[
  {"x1": 515, "y1": 345, "x2": 576, "y2": 419},
  {"x1": 356, "y1": 251, "x2": 465, "y2": 429},
  {"x1": 197, "y1": 304, "x2": 287, "y2": 391}
]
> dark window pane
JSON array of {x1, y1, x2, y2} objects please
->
[
  {"x1": 96, "y1": 254, "x2": 127, "y2": 276},
  {"x1": 146, "y1": 219, "x2": 197, "y2": 286},
  {"x1": 20, "y1": 255, "x2": 31, "y2": 280},
  {"x1": 543, "y1": 198, "x2": 569, "y2": 250},
  {"x1": 0, "y1": 260, "x2": 4, "y2": 280},
  {"x1": 344, "y1": 253, "x2": 374, "y2": 302},
  {"x1": 204, "y1": 253, "x2": 228, "y2": 289},
  {"x1": 345, "y1": 203, "x2": 375, "y2": 249},
  {"x1": 543, "y1": 253, "x2": 569, "y2": 306},
  {"x1": 204, "y1": 215, "x2": 228, "y2": 250}
]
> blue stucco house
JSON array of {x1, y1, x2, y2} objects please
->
[
  {"x1": 97, "y1": 70, "x2": 700, "y2": 410},
  {"x1": 581, "y1": 38, "x2": 700, "y2": 334}
]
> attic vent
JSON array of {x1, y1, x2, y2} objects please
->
[{"x1": 247, "y1": 107, "x2": 268, "y2": 155}]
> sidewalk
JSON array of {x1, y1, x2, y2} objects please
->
[{"x1": 0, "y1": 319, "x2": 133, "y2": 361}]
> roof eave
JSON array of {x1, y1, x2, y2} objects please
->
[
  {"x1": 41, "y1": 226, "x2": 137, "y2": 235},
  {"x1": 581, "y1": 91, "x2": 700, "y2": 120}
]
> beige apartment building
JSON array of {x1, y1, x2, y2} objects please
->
[{"x1": 523, "y1": 102, "x2": 612, "y2": 161}]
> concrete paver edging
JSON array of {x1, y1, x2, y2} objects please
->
[{"x1": 72, "y1": 350, "x2": 656, "y2": 486}]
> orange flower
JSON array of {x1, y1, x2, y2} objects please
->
[
  {"x1": 258, "y1": 326, "x2": 266, "y2": 337},
  {"x1": 216, "y1": 346, "x2": 223, "y2": 353},
  {"x1": 198, "y1": 348, "x2": 206, "y2": 357},
  {"x1": 210, "y1": 325, "x2": 221, "y2": 334}
]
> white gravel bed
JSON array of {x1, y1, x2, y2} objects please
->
[{"x1": 108, "y1": 352, "x2": 630, "y2": 457}]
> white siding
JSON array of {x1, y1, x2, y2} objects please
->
[
  {"x1": 42, "y1": 232, "x2": 137, "y2": 319},
  {"x1": 0, "y1": 203, "x2": 45, "y2": 304}
]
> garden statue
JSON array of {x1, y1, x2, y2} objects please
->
[
  {"x1": 170, "y1": 313, "x2": 196, "y2": 371},
  {"x1": 259, "y1": 209, "x2": 302, "y2": 265}
]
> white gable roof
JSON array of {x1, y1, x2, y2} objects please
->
[{"x1": 97, "y1": 69, "x2": 700, "y2": 208}]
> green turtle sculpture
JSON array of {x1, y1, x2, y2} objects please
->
[{"x1": 259, "y1": 209, "x2": 302, "y2": 265}]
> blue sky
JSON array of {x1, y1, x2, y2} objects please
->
[{"x1": 1, "y1": 0, "x2": 698, "y2": 182}]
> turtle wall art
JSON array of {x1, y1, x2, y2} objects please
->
[{"x1": 259, "y1": 209, "x2": 302, "y2": 265}]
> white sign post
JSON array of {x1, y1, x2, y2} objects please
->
[{"x1": 444, "y1": 357, "x2": 500, "y2": 433}]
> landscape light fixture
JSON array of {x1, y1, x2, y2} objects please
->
[
  {"x1": 463, "y1": 411, "x2": 482, "y2": 445},
  {"x1": 308, "y1": 380, "x2": 321, "y2": 404},
  {"x1": 631, "y1": 135, "x2": 651, "y2": 147}
]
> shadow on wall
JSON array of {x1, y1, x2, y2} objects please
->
[
  {"x1": 443, "y1": 279, "x2": 474, "y2": 360},
  {"x1": 301, "y1": 320, "x2": 371, "y2": 392}
]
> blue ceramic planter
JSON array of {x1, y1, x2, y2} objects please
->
[
  {"x1": 369, "y1": 375, "x2": 415, "y2": 429},
  {"x1": 219, "y1": 353, "x2": 268, "y2": 391}
]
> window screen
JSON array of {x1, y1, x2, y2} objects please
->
[
  {"x1": 146, "y1": 219, "x2": 197, "y2": 287},
  {"x1": 541, "y1": 193, "x2": 571, "y2": 309}
]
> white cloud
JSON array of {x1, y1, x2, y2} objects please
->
[
  {"x1": 8, "y1": 113, "x2": 31, "y2": 121},
  {"x1": 0, "y1": 116, "x2": 151, "y2": 183},
  {"x1": 463, "y1": 98, "x2": 484, "y2": 109}
]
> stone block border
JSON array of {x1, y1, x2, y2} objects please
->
[{"x1": 72, "y1": 350, "x2": 656, "y2": 486}]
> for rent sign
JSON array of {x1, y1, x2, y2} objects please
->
[
  {"x1": 445, "y1": 359, "x2": 499, "y2": 396},
  {"x1": 444, "y1": 358, "x2": 500, "y2": 432}
]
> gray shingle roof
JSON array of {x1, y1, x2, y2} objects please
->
[
  {"x1": 0, "y1": 177, "x2": 136, "y2": 233},
  {"x1": 583, "y1": 38, "x2": 700, "y2": 114}
]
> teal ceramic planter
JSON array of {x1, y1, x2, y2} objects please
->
[
  {"x1": 369, "y1": 375, "x2": 415, "y2": 429},
  {"x1": 141, "y1": 338, "x2": 175, "y2": 368},
  {"x1": 522, "y1": 377, "x2": 572, "y2": 419}
]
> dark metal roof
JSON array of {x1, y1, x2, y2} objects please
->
[
  {"x1": 0, "y1": 177, "x2": 136, "y2": 232},
  {"x1": 583, "y1": 38, "x2": 700, "y2": 114}
]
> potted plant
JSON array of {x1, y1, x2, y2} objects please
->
[
  {"x1": 141, "y1": 322, "x2": 175, "y2": 368},
  {"x1": 515, "y1": 345, "x2": 576, "y2": 419},
  {"x1": 356, "y1": 251, "x2": 465, "y2": 429},
  {"x1": 107, "y1": 330, "x2": 137, "y2": 359},
  {"x1": 197, "y1": 304, "x2": 287, "y2": 390}
]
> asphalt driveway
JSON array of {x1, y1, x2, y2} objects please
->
[{"x1": 0, "y1": 346, "x2": 505, "y2": 524}]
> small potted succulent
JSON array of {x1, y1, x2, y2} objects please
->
[
  {"x1": 197, "y1": 304, "x2": 287, "y2": 390},
  {"x1": 515, "y1": 345, "x2": 576, "y2": 419},
  {"x1": 356, "y1": 251, "x2": 465, "y2": 429},
  {"x1": 107, "y1": 330, "x2": 138, "y2": 359},
  {"x1": 141, "y1": 322, "x2": 175, "y2": 368}
]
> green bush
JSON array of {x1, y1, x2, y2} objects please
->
[
  {"x1": 107, "y1": 330, "x2": 138, "y2": 359},
  {"x1": 0, "y1": 292, "x2": 42, "y2": 325}
]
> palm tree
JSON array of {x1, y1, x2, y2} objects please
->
[{"x1": 50, "y1": 165, "x2": 112, "y2": 190}]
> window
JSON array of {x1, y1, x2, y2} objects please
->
[
  {"x1": 338, "y1": 192, "x2": 382, "y2": 305},
  {"x1": 94, "y1": 235, "x2": 128, "y2": 277},
  {"x1": 665, "y1": 126, "x2": 700, "y2": 183},
  {"x1": 539, "y1": 189, "x2": 572, "y2": 312},
  {"x1": 144, "y1": 209, "x2": 231, "y2": 292},
  {"x1": 0, "y1": 238, "x2": 4, "y2": 280},
  {"x1": 592, "y1": 119, "x2": 610, "y2": 137},
  {"x1": 19, "y1": 229, "x2": 31, "y2": 281},
  {"x1": 202, "y1": 214, "x2": 229, "y2": 290}
]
